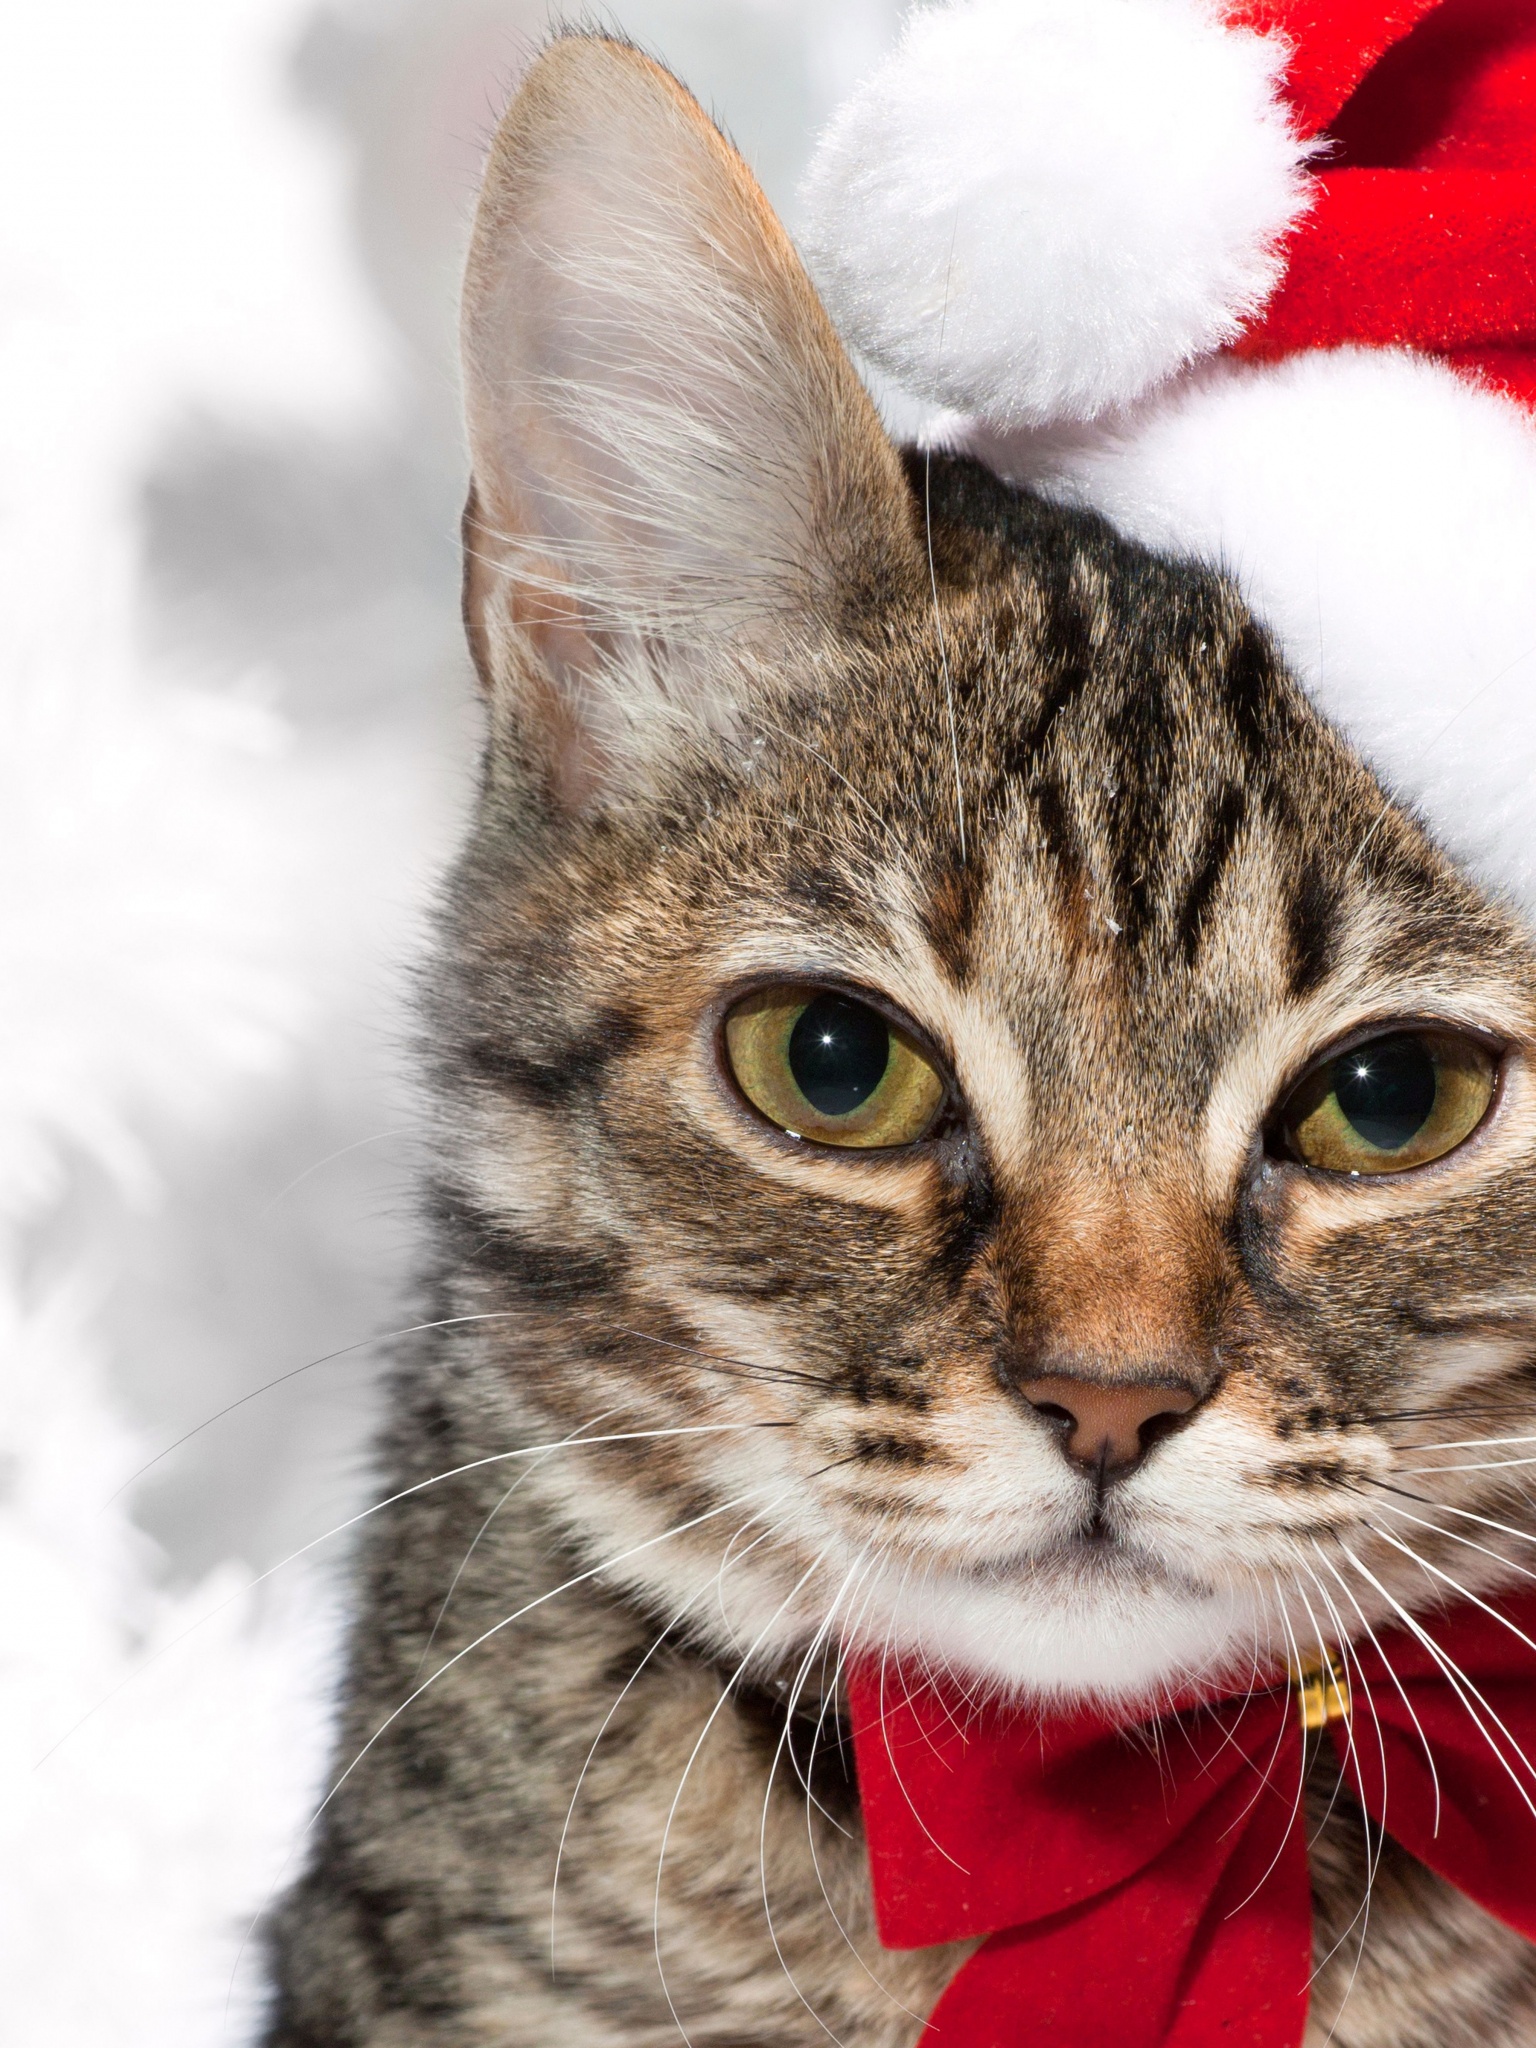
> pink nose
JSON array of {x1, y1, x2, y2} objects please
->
[{"x1": 1017, "y1": 1375, "x2": 1200, "y2": 1472}]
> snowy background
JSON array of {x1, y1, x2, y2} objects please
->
[{"x1": 0, "y1": 3, "x2": 906, "y2": 2040}]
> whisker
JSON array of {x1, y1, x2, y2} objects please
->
[
  {"x1": 744, "y1": 711, "x2": 923, "y2": 867},
  {"x1": 1362, "y1": 1477, "x2": 1536, "y2": 1559},
  {"x1": 1214, "y1": 1579, "x2": 1312, "y2": 1916},
  {"x1": 549, "y1": 1501, "x2": 788, "y2": 1976},
  {"x1": 325, "y1": 1487, "x2": 779, "y2": 1823},
  {"x1": 228, "y1": 1484, "x2": 783, "y2": 2020},
  {"x1": 1280, "y1": 1567, "x2": 1350, "y2": 1844},
  {"x1": 799, "y1": 1560, "x2": 926, "y2": 2026},
  {"x1": 1339, "y1": 1537, "x2": 1536, "y2": 1817},
  {"x1": 1199, "y1": 1586, "x2": 1303, "y2": 1901},
  {"x1": 1297, "y1": 1556, "x2": 1387, "y2": 2040},
  {"x1": 870, "y1": 1557, "x2": 968, "y2": 1874},
  {"x1": 755, "y1": 1565, "x2": 868, "y2": 2045},
  {"x1": 38, "y1": 1419, "x2": 784, "y2": 1771},
  {"x1": 570, "y1": 1310, "x2": 835, "y2": 1394},
  {"x1": 1394, "y1": 1432, "x2": 1536, "y2": 1453},
  {"x1": 1399, "y1": 1453, "x2": 1536, "y2": 1475},
  {"x1": 651, "y1": 1545, "x2": 832, "y2": 2048},
  {"x1": 413, "y1": 1407, "x2": 624, "y2": 1684},
  {"x1": 1360, "y1": 1492, "x2": 1536, "y2": 1592},
  {"x1": 1358, "y1": 1399, "x2": 1536, "y2": 1426},
  {"x1": 109, "y1": 1310, "x2": 525, "y2": 1499},
  {"x1": 1309, "y1": 1542, "x2": 1440, "y2": 1833},
  {"x1": 258, "y1": 1126, "x2": 411, "y2": 1216},
  {"x1": 1294, "y1": 1564, "x2": 1368, "y2": 1875},
  {"x1": 805, "y1": 1553, "x2": 880, "y2": 1845},
  {"x1": 119, "y1": 1288, "x2": 827, "y2": 1514}
]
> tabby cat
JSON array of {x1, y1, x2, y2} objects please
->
[{"x1": 266, "y1": 32, "x2": 1536, "y2": 2046}]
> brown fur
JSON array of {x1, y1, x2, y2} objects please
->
[{"x1": 267, "y1": 34, "x2": 1536, "y2": 2046}]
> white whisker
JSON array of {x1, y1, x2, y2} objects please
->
[
  {"x1": 1211, "y1": 1580, "x2": 1307, "y2": 1912},
  {"x1": 755, "y1": 1561, "x2": 871, "y2": 2045},
  {"x1": 549, "y1": 1501, "x2": 788, "y2": 1976},
  {"x1": 651, "y1": 1545, "x2": 832, "y2": 2048},
  {"x1": 1366, "y1": 1494, "x2": 1536, "y2": 1592},
  {"x1": 110, "y1": 1309, "x2": 525, "y2": 1499},
  {"x1": 1299, "y1": 1558, "x2": 1386, "y2": 2043},
  {"x1": 872, "y1": 1556, "x2": 969, "y2": 1875},
  {"x1": 1368, "y1": 1483, "x2": 1536, "y2": 1557},
  {"x1": 1339, "y1": 1537, "x2": 1536, "y2": 1819},
  {"x1": 1311, "y1": 1545, "x2": 1439, "y2": 1831},
  {"x1": 1400, "y1": 1453, "x2": 1536, "y2": 1475},
  {"x1": 414, "y1": 1407, "x2": 624, "y2": 1684},
  {"x1": 326, "y1": 1487, "x2": 778, "y2": 1824},
  {"x1": 1399, "y1": 1433, "x2": 1536, "y2": 1453},
  {"x1": 36, "y1": 1417, "x2": 779, "y2": 1771}
]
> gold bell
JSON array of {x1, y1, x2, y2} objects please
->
[{"x1": 1291, "y1": 1647, "x2": 1351, "y2": 1732}]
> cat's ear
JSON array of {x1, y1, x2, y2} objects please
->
[{"x1": 459, "y1": 34, "x2": 922, "y2": 805}]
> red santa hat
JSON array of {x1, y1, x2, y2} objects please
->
[{"x1": 801, "y1": 0, "x2": 1536, "y2": 915}]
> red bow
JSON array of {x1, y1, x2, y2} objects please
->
[{"x1": 849, "y1": 1590, "x2": 1536, "y2": 2046}]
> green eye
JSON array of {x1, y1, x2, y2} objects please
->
[
  {"x1": 723, "y1": 986, "x2": 946, "y2": 1149},
  {"x1": 1274, "y1": 1029, "x2": 1497, "y2": 1175}
]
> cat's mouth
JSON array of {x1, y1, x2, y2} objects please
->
[
  {"x1": 965, "y1": 1525, "x2": 1215, "y2": 1600},
  {"x1": 870, "y1": 1523, "x2": 1255, "y2": 1701}
]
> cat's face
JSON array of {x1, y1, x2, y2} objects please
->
[{"x1": 441, "y1": 35, "x2": 1536, "y2": 1704}]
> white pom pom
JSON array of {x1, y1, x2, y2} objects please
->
[{"x1": 801, "y1": 0, "x2": 1312, "y2": 426}]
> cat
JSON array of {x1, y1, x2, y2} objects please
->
[{"x1": 265, "y1": 30, "x2": 1536, "y2": 2047}]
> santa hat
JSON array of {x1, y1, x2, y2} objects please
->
[{"x1": 802, "y1": 0, "x2": 1536, "y2": 917}]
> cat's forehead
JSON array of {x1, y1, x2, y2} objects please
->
[
  {"x1": 631, "y1": 483, "x2": 1534, "y2": 1123},
  {"x1": 475, "y1": 466, "x2": 1534, "y2": 1144},
  {"x1": 722, "y1": 505, "x2": 1386, "y2": 971}
]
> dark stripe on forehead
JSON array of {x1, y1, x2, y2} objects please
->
[
  {"x1": 1287, "y1": 858, "x2": 1343, "y2": 997},
  {"x1": 1031, "y1": 770, "x2": 1081, "y2": 885},
  {"x1": 1105, "y1": 674, "x2": 1178, "y2": 949},
  {"x1": 1220, "y1": 619, "x2": 1284, "y2": 772},
  {"x1": 921, "y1": 846, "x2": 988, "y2": 985},
  {"x1": 1179, "y1": 784, "x2": 1248, "y2": 966},
  {"x1": 996, "y1": 572, "x2": 1097, "y2": 799}
]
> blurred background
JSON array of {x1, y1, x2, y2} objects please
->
[{"x1": 0, "y1": 3, "x2": 907, "y2": 2039}]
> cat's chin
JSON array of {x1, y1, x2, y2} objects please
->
[{"x1": 849, "y1": 1538, "x2": 1269, "y2": 1707}]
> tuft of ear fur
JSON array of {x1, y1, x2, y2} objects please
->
[{"x1": 460, "y1": 34, "x2": 921, "y2": 806}]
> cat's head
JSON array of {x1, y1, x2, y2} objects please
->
[{"x1": 439, "y1": 33, "x2": 1536, "y2": 1704}]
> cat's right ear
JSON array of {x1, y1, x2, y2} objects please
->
[{"x1": 459, "y1": 34, "x2": 922, "y2": 807}]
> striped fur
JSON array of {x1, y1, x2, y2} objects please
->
[{"x1": 267, "y1": 35, "x2": 1536, "y2": 2047}]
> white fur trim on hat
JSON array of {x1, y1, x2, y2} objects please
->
[
  {"x1": 963, "y1": 348, "x2": 1536, "y2": 915},
  {"x1": 801, "y1": 0, "x2": 1312, "y2": 427}
]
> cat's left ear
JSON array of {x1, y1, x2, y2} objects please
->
[{"x1": 459, "y1": 33, "x2": 923, "y2": 806}]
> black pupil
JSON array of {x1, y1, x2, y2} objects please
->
[
  {"x1": 1333, "y1": 1034, "x2": 1437, "y2": 1151},
  {"x1": 788, "y1": 994, "x2": 891, "y2": 1117}
]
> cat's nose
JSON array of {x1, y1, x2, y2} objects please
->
[{"x1": 1016, "y1": 1375, "x2": 1200, "y2": 1473}]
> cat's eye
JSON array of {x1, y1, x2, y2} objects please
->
[
  {"x1": 1272, "y1": 1028, "x2": 1498, "y2": 1175},
  {"x1": 722, "y1": 986, "x2": 946, "y2": 1149}
]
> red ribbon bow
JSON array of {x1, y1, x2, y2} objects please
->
[{"x1": 849, "y1": 1590, "x2": 1536, "y2": 2046}]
